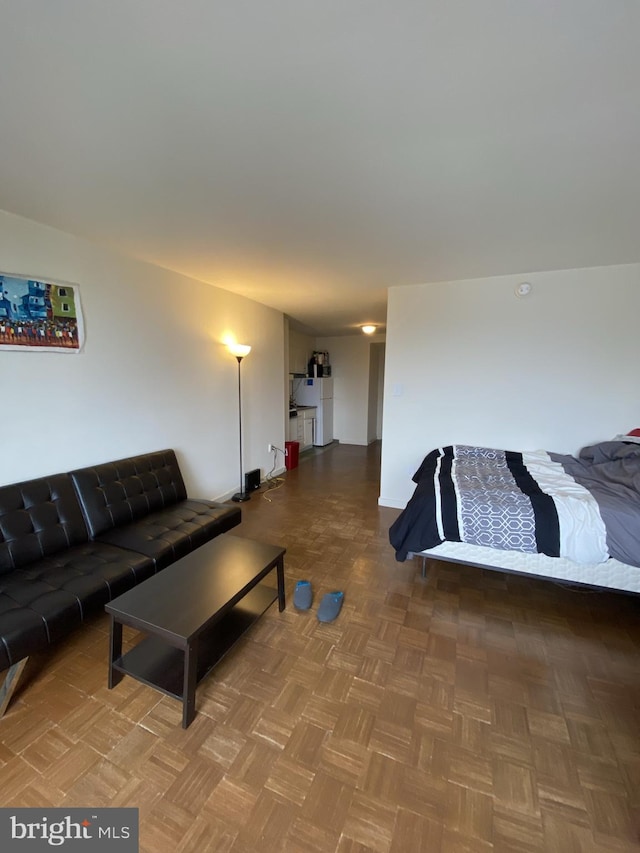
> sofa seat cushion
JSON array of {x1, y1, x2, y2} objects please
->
[
  {"x1": 0, "y1": 543, "x2": 154, "y2": 670},
  {"x1": 94, "y1": 499, "x2": 242, "y2": 569}
]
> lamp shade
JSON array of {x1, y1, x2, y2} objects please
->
[{"x1": 227, "y1": 343, "x2": 251, "y2": 359}]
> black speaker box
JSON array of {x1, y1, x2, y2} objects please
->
[{"x1": 244, "y1": 468, "x2": 261, "y2": 493}]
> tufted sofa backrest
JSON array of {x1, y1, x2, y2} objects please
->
[
  {"x1": 70, "y1": 449, "x2": 188, "y2": 538},
  {"x1": 0, "y1": 474, "x2": 89, "y2": 573}
]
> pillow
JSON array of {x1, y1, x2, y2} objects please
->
[{"x1": 613, "y1": 429, "x2": 640, "y2": 444}]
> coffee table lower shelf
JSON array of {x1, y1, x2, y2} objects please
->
[{"x1": 111, "y1": 584, "x2": 277, "y2": 709}]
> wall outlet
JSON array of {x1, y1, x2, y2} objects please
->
[{"x1": 267, "y1": 443, "x2": 273, "y2": 453}]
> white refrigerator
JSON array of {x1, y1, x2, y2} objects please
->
[{"x1": 296, "y1": 378, "x2": 334, "y2": 446}]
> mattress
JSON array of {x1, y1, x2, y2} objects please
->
[{"x1": 410, "y1": 541, "x2": 640, "y2": 594}]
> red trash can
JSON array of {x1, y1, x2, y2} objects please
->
[{"x1": 285, "y1": 441, "x2": 299, "y2": 470}]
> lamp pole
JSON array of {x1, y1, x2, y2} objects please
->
[{"x1": 228, "y1": 343, "x2": 251, "y2": 502}]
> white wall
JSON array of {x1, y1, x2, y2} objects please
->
[
  {"x1": 316, "y1": 334, "x2": 386, "y2": 445},
  {"x1": 367, "y1": 343, "x2": 384, "y2": 443},
  {"x1": 367, "y1": 344, "x2": 379, "y2": 443},
  {"x1": 380, "y1": 263, "x2": 640, "y2": 508},
  {"x1": 0, "y1": 210, "x2": 286, "y2": 496},
  {"x1": 373, "y1": 342, "x2": 386, "y2": 441}
]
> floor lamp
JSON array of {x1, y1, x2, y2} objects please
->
[{"x1": 228, "y1": 343, "x2": 251, "y2": 502}]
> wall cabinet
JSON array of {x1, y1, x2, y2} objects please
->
[{"x1": 289, "y1": 329, "x2": 312, "y2": 376}]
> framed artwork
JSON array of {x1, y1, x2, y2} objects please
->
[{"x1": 0, "y1": 273, "x2": 85, "y2": 353}]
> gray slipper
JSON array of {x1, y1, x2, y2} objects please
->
[
  {"x1": 294, "y1": 580, "x2": 313, "y2": 610},
  {"x1": 317, "y1": 591, "x2": 344, "y2": 622}
]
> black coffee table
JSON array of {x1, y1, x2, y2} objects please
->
[{"x1": 105, "y1": 534, "x2": 286, "y2": 728}]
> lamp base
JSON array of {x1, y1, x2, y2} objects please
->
[{"x1": 231, "y1": 491, "x2": 251, "y2": 503}]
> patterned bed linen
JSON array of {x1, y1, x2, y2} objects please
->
[{"x1": 390, "y1": 444, "x2": 609, "y2": 564}]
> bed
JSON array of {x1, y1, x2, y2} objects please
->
[{"x1": 389, "y1": 438, "x2": 640, "y2": 594}]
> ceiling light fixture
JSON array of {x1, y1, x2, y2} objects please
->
[
  {"x1": 361, "y1": 325, "x2": 376, "y2": 335},
  {"x1": 514, "y1": 282, "x2": 532, "y2": 298}
]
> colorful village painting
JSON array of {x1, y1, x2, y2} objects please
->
[{"x1": 0, "y1": 274, "x2": 84, "y2": 352}]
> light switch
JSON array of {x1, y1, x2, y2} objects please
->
[{"x1": 392, "y1": 383, "x2": 403, "y2": 397}]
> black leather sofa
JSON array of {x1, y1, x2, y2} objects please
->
[{"x1": 0, "y1": 449, "x2": 241, "y2": 716}]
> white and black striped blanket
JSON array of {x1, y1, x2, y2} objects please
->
[{"x1": 390, "y1": 445, "x2": 610, "y2": 564}]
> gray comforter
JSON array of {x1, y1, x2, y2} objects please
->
[{"x1": 551, "y1": 441, "x2": 640, "y2": 567}]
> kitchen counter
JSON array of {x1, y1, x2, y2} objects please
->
[
  {"x1": 288, "y1": 406, "x2": 316, "y2": 448},
  {"x1": 289, "y1": 405, "x2": 316, "y2": 416}
]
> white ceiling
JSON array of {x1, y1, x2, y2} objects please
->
[{"x1": 1, "y1": 1, "x2": 638, "y2": 336}]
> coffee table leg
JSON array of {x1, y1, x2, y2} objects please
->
[
  {"x1": 276, "y1": 557, "x2": 285, "y2": 612},
  {"x1": 108, "y1": 617, "x2": 123, "y2": 689},
  {"x1": 182, "y1": 640, "x2": 198, "y2": 728}
]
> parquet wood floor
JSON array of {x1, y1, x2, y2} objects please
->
[{"x1": 1, "y1": 442, "x2": 639, "y2": 851}]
